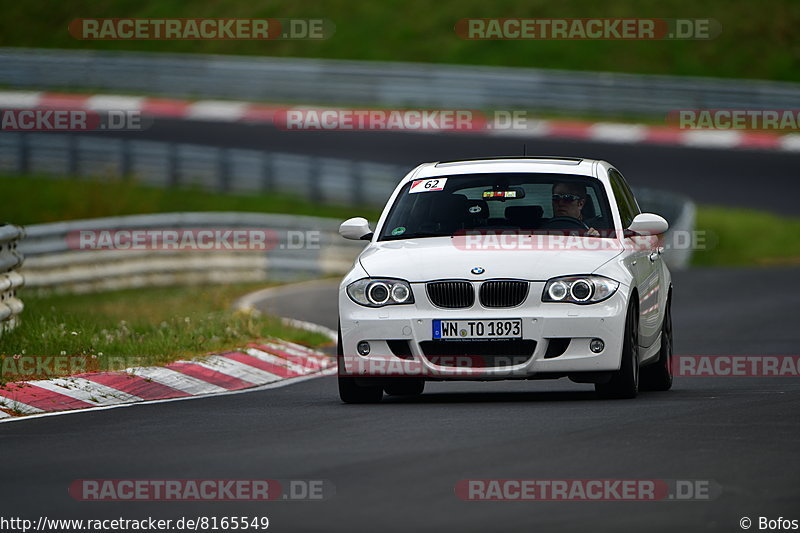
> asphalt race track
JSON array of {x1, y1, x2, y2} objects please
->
[
  {"x1": 2, "y1": 121, "x2": 799, "y2": 532},
  {"x1": 1, "y1": 269, "x2": 799, "y2": 531}
]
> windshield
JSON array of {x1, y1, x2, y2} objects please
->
[{"x1": 379, "y1": 173, "x2": 614, "y2": 241}]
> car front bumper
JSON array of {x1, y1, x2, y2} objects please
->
[{"x1": 339, "y1": 281, "x2": 630, "y2": 380}]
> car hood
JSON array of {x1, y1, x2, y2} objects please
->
[{"x1": 358, "y1": 237, "x2": 623, "y2": 281}]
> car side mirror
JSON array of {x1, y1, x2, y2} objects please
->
[
  {"x1": 339, "y1": 217, "x2": 374, "y2": 240},
  {"x1": 627, "y1": 213, "x2": 669, "y2": 235}
]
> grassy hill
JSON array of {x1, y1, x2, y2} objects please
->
[{"x1": 0, "y1": 0, "x2": 797, "y2": 82}]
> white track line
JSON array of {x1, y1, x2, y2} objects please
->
[
  {"x1": 681, "y1": 130, "x2": 742, "y2": 148},
  {"x1": 187, "y1": 100, "x2": 248, "y2": 121},
  {"x1": 126, "y1": 366, "x2": 228, "y2": 395},
  {"x1": 0, "y1": 396, "x2": 45, "y2": 415},
  {"x1": 86, "y1": 95, "x2": 146, "y2": 112},
  {"x1": 279, "y1": 318, "x2": 337, "y2": 342},
  {"x1": 245, "y1": 348, "x2": 314, "y2": 375},
  {"x1": 0, "y1": 90, "x2": 43, "y2": 108},
  {"x1": 779, "y1": 134, "x2": 800, "y2": 151},
  {"x1": 32, "y1": 377, "x2": 142, "y2": 406},
  {"x1": 260, "y1": 341, "x2": 332, "y2": 368},
  {"x1": 590, "y1": 122, "x2": 648, "y2": 143},
  {"x1": 261, "y1": 340, "x2": 317, "y2": 358},
  {"x1": 488, "y1": 119, "x2": 551, "y2": 137},
  {"x1": 194, "y1": 355, "x2": 283, "y2": 385}
]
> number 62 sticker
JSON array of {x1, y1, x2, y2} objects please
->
[{"x1": 409, "y1": 178, "x2": 447, "y2": 193}]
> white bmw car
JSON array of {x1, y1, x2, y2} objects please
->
[{"x1": 337, "y1": 157, "x2": 673, "y2": 402}]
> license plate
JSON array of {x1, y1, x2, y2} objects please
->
[{"x1": 432, "y1": 319, "x2": 522, "y2": 340}]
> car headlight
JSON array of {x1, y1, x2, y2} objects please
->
[
  {"x1": 542, "y1": 275, "x2": 619, "y2": 304},
  {"x1": 347, "y1": 278, "x2": 415, "y2": 307}
]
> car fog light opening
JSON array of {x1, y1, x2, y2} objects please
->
[
  {"x1": 357, "y1": 341, "x2": 371, "y2": 356},
  {"x1": 590, "y1": 338, "x2": 605, "y2": 353}
]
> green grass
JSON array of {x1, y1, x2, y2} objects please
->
[
  {"x1": 0, "y1": 174, "x2": 381, "y2": 225},
  {"x1": 693, "y1": 206, "x2": 800, "y2": 267},
  {"x1": 0, "y1": 283, "x2": 332, "y2": 384},
  {"x1": 0, "y1": 0, "x2": 798, "y2": 82}
]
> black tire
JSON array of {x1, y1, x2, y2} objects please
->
[
  {"x1": 339, "y1": 376, "x2": 383, "y2": 403},
  {"x1": 384, "y1": 378, "x2": 425, "y2": 397},
  {"x1": 337, "y1": 323, "x2": 382, "y2": 404},
  {"x1": 595, "y1": 301, "x2": 639, "y2": 399},
  {"x1": 640, "y1": 294, "x2": 673, "y2": 391}
]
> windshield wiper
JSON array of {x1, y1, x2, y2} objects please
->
[{"x1": 381, "y1": 232, "x2": 451, "y2": 241}]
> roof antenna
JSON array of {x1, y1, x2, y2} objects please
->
[{"x1": 523, "y1": 143, "x2": 527, "y2": 156}]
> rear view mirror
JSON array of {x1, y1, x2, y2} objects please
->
[
  {"x1": 482, "y1": 187, "x2": 526, "y2": 200},
  {"x1": 628, "y1": 213, "x2": 669, "y2": 235},
  {"x1": 339, "y1": 217, "x2": 374, "y2": 240}
]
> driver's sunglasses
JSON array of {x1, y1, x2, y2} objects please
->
[{"x1": 552, "y1": 193, "x2": 583, "y2": 202}]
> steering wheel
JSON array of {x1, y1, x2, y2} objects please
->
[{"x1": 538, "y1": 216, "x2": 590, "y2": 230}]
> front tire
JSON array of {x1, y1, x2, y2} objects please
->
[
  {"x1": 339, "y1": 377, "x2": 383, "y2": 403},
  {"x1": 337, "y1": 323, "x2": 382, "y2": 404},
  {"x1": 384, "y1": 378, "x2": 425, "y2": 397},
  {"x1": 640, "y1": 294, "x2": 673, "y2": 391},
  {"x1": 595, "y1": 302, "x2": 639, "y2": 399}
]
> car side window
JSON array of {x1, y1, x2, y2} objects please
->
[
  {"x1": 608, "y1": 169, "x2": 636, "y2": 228},
  {"x1": 613, "y1": 169, "x2": 641, "y2": 217}
]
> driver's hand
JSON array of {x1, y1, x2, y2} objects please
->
[{"x1": 586, "y1": 227, "x2": 600, "y2": 237}]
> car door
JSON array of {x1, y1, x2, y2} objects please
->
[{"x1": 609, "y1": 168, "x2": 662, "y2": 349}]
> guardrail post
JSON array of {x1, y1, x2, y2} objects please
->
[
  {"x1": 120, "y1": 139, "x2": 132, "y2": 178},
  {"x1": 309, "y1": 157, "x2": 323, "y2": 204},
  {"x1": 66, "y1": 135, "x2": 79, "y2": 176},
  {"x1": 0, "y1": 224, "x2": 25, "y2": 337},
  {"x1": 218, "y1": 148, "x2": 231, "y2": 192},
  {"x1": 352, "y1": 161, "x2": 365, "y2": 207},
  {"x1": 261, "y1": 153, "x2": 273, "y2": 191},
  {"x1": 17, "y1": 134, "x2": 29, "y2": 175},
  {"x1": 167, "y1": 143, "x2": 179, "y2": 187}
]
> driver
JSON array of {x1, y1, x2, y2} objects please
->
[{"x1": 551, "y1": 182, "x2": 600, "y2": 236}]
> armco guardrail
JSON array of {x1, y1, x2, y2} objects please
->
[
  {"x1": 0, "y1": 224, "x2": 25, "y2": 334},
  {"x1": 18, "y1": 213, "x2": 367, "y2": 294},
  {"x1": 0, "y1": 133, "x2": 405, "y2": 208},
  {"x1": 2, "y1": 48, "x2": 799, "y2": 117}
]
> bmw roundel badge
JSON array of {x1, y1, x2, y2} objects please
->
[{"x1": 471, "y1": 267, "x2": 485, "y2": 275}]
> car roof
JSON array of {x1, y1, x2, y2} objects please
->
[{"x1": 405, "y1": 157, "x2": 605, "y2": 182}]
